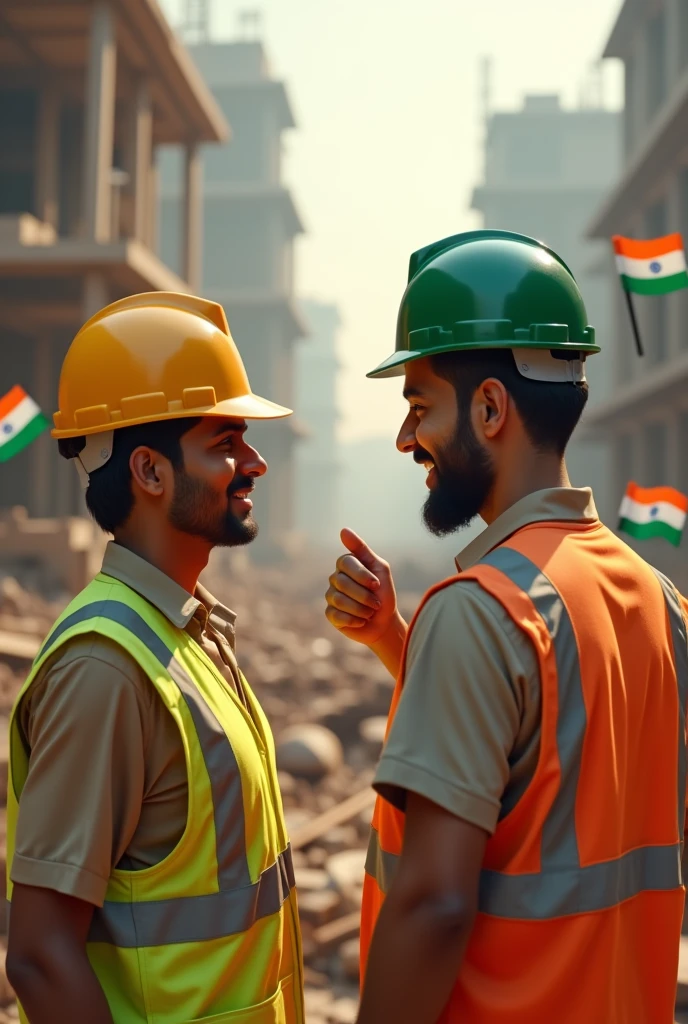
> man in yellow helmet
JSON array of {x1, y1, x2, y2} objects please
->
[{"x1": 5, "y1": 293, "x2": 304, "y2": 1024}]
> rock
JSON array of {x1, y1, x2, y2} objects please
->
[
  {"x1": 319, "y1": 824, "x2": 359, "y2": 854},
  {"x1": 338, "y1": 937, "x2": 360, "y2": 983},
  {"x1": 328, "y1": 996, "x2": 359, "y2": 1023},
  {"x1": 294, "y1": 868, "x2": 330, "y2": 893},
  {"x1": 297, "y1": 889, "x2": 343, "y2": 927},
  {"x1": 326, "y1": 849, "x2": 366, "y2": 899},
  {"x1": 276, "y1": 724, "x2": 343, "y2": 781},
  {"x1": 276, "y1": 770, "x2": 297, "y2": 798},
  {"x1": 306, "y1": 846, "x2": 329, "y2": 869},
  {"x1": 358, "y1": 716, "x2": 387, "y2": 749}
]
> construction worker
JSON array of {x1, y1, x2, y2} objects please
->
[
  {"x1": 325, "y1": 230, "x2": 688, "y2": 1023},
  {"x1": 5, "y1": 293, "x2": 304, "y2": 1024}
]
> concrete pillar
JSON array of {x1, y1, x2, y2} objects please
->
[
  {"x1": 129, "y1": 79, "x2": 152, "y2": 243},
  {"x1": 146, "y1": 157, "x2": 159, "y2": 252},
  {"x1": 82, "y1": 272, "x2": 109, "y2": 323},
  {"x1": 82, "y1": 1, "x2": 117, "y2": 242},
  {"x1": 182, "y1": 142, "x2": 202, "y2": 291},
  {"x1": 35, "y1": 87, "x2": 60, "y2": 230},
  {"x1": 31, "y1": 333, "x2": 53, "y2": 517},
  {"x1": 666, "y1": 0, "x2": 683, "y2": 91}
]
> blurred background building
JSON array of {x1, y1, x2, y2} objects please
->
[
  {"x1": 472, "y1": 86, "x2": 622, "y2": 523},
  {"x1": 294, "y1": 300, "x2": 341, "y2": 551},
  {"x1": 0, "y1": 0, "x2": 227, "y2": 526},
  {"x1": 159, "y1": 13, "x2": 307, "y2": 560},
  {"x1": 587, "y1": 0, "x2": 688, "y2": 586}
]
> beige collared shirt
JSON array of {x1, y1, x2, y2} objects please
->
[
  {"x1": 12, "y1": 543, "x2": 243, "y2": 906},
  {"x1": 373, "y1": 488, "x2": 598, "y2": 834}
]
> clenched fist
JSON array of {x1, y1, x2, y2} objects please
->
[{"x1": 325, "y1": 528, "x2": 398, "y2": 646}]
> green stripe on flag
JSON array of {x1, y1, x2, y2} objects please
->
[
  {"x1": 621, "y1": 271, "x2": 688, "y2": 295},
  {"x1": 618, "y1": 516, "x2": 683, "y2": 547},
  {"x1": 0, "y1": 414, "x2": 49, "y2": 463}
]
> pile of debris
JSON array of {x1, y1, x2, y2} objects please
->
[{"x1": 0, "y1": 554, "x2": 424, "y2": 1023}]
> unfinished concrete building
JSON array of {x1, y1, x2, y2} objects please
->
[
  {"x1": 159, "y1": 38, "x2": 306, "y2": 560},
  {"x1": 0, "y1": 0, "x2": 227, "y2": 525}
]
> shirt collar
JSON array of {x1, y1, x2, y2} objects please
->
[
  {"x1": 455, "y1": 487, "x2": 599, "y2": 572},
  {"x1": 100, "y1": 542, "x2": 204, "y2": 628}
]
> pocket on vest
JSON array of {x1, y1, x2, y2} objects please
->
[{"x1": 190, "y1": 974, "x2": 296, "y2": 1023}]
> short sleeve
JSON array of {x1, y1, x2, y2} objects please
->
[
  {"x1": 11, "y1": 636, "x2": 150, "y2": 906},
  {"x1": 373, "y1": 581, "x2": 539, "y2": 835}
]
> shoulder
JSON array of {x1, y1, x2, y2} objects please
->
[{"x1": 20, "y1": 633, "x2": 156, "y2": 742}]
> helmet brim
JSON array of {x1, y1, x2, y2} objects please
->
[{"x1": 51, "y1": 391, "x2": 292, "y2": 438}]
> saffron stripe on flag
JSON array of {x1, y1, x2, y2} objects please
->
[
  {"x1": 0, "y1": 386, "x2": 27, "y2": 422},
  {"x1": 626, "y1": 482, "x2": 688, "y2": 511},
  {"x1": 0, "y1": 414, "x2": 49, "y2": 463},
  {"x1": 612, "y1": 234, "x2": 684, "y2": 259}
]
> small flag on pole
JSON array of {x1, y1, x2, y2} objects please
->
[
  {"x1": 618, "y1": 482, "x2": 688, "y2": 547},
  {"x1": 0, "y1": 386, "x2": 50, "y2": 463},
  {"x1": 613, "y1": 233, "x2": 688, "y2": 295}
]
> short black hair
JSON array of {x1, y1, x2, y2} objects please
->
[
  {"x1": 430, "y1": 349, "x2": 588, "y2": 456},
  {"x1": 58, "y1": 417, "x2": 201, "y2": 534}
]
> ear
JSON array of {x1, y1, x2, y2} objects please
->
[
  {"x1": 129, "y1": 447, "x2": 170, "y2": 497},
  {"x1": 474, "y1": 378, "x2": 509, "y2": 440}
]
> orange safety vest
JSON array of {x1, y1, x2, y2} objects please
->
[{"x1": 361, "y1": 519, "x2": 688, "y2": 1023}]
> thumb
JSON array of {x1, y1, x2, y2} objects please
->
[{"x1": 340, "y1": 528, "x2": 385, "y2": 575}]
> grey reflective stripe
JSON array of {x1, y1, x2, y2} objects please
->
[
  {"x1": 88, "y1": 847, "x2": 294, "y2": 948},
  {"x1": 479, "y1": 842, "x2": 682, "y2": 920},
  {"x1": 365, "y1": 827, "x2": 399, "y2": 895},
  {"x1": 481, "y1": 548, "x2": 585, "y2": 868},
  {"x1": 40, "y1": 599, "x2": 251, "y2": 891},
  {"x1": 650, "y1": 568, "x2": 688, "y2": 841}
]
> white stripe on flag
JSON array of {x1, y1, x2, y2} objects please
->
[
  {"x1": 615, "y1": 249, "x2": 687, "y2": 280},
  {"x1": 619, "y1": 496, "x2": 687, "y2": 531},
  {"x1": 0, "y1": 395, "x2": 41, "y2": 448}
]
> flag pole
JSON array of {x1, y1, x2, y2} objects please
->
[{"x1": 622, "y1": 288, "x2": 644, "y2": 357}]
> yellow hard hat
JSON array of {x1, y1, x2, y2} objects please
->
[{"x1": 52, "y1": 291, "x2": 292, "y2": 439}]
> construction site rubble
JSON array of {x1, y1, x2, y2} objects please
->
[{"x1": 0, "y1": 551, "x2": 426, "y2": 1023}]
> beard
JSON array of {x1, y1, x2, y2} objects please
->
[
  {"x1": 168, "y1": 470, "x2": 258, "y2": 547},
  {"x1": 419, "y1": 410, "x2": 495, "y2": 537}
]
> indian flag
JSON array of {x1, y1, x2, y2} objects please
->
[
  {"x1": 613, "y1": 234, "x2": 688, "y2": 295},
  {"x1": 0, "y1": 386, "x2": 50, "y2": 463},
  {"x1": 618, "y1": 482, "x2": 688, "y2": 547}
]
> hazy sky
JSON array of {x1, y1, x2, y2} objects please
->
[{"x1": 160, "y1": 0, "x2": 624, "y2": 442}]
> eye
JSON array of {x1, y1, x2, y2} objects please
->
[{"x1": 410, "y1": 403, "x2": 425, "y2": 415}]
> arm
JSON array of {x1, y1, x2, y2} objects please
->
[
  {"x1": 9, "y1": 639, "x2": 150, "y2": 1020},
  {"x1": 357, "y1": 792, "x2": 487, "y2": 1024},
  {"x1": 359, "y1": 583, "x2": 537, "y2": 1020},
  {"x1": 7, "y1": 885, "x2": 113, "y2": 1024},
  {"x1": 325, "y1": 528, "x2": 408, "y2": 678}
]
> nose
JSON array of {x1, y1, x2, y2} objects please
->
[
  {"x1": 396, "y1": 411, "x2": 418, "y2": 454},
  {"x1": 239, "y1": 442, "x2": 268, "y2": 478}
]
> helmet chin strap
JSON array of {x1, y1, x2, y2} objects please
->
[
  {"x1": 74, "y1": 430, "x2": 115, "y2": 489},
  {"x1": 512, "y1": 349, "x2": 586, "y2": 384}
]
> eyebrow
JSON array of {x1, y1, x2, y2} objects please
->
[
  {"x1": 210, "y1": 421, "x2": 246, "y2": 438},
  {"x1": 402, "y1": 386, "x2": 425, "y2": 401}
]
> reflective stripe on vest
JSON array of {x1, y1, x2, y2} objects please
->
[
  {"x1": 38, "y1": 599, "x2": 296, "y2": 942},
  {"x1": 365, "y1": 547, "x2": 687, "y2": 919}
]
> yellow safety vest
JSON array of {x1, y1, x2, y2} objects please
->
[{"x1": 7, "y1": 573, "x2": 304, "y2": 1024}]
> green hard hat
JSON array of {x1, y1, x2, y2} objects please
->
[{"x1": 367, "y1": 229, "x2": 599, "y2": 379}]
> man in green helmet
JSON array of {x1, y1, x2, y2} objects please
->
[{"x1": 325, "y1": 231, "x2": 688, "y2": 1023}]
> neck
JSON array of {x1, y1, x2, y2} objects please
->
[
  {"x1": 480, "y1": 452, "x2": 569, "y2": 526},
  {"x1": 113, "y1": 519, "x2": 212, "y2": 595}
]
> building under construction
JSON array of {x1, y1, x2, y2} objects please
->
[
  {"x1": 0, "y1": 0, "x2": 227, "y2": 524},
  {"x1": 159, "y1": 13, "x2": 307, "y2": 560}
]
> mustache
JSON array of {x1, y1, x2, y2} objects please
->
[
  {"x1": 413, "y1": 447, "x2": 434, "y2": 466},
  {"x1": 228, "y1": 474, "x2": 255, "y2": 496}
]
